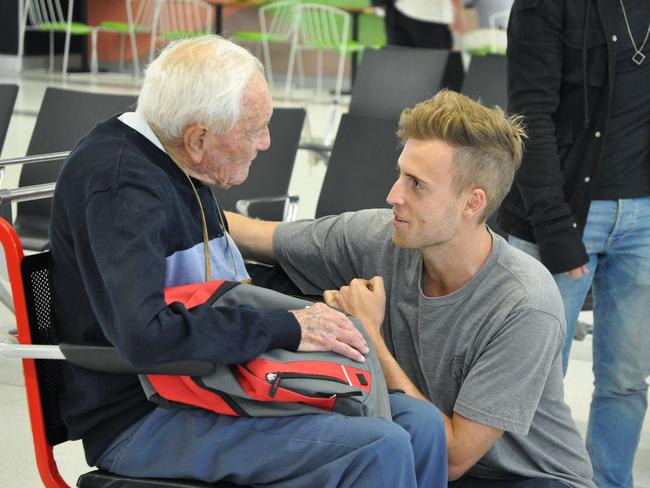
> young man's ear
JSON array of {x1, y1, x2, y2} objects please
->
[
  {"x1": 463, "y1": 188, "x2": 488, "y2": 219},
  {"x1": 183, "y1": 123, "x2": 209, "y2": 165}
]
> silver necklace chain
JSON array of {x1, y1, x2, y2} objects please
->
[{"x1": 618, "y1": 0, "x2": 650, "y2": 65}]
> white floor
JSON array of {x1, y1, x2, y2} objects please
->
[{"x1": 0, "y1": 69, "x2": 648, "y2": 487}]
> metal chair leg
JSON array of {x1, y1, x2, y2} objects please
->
[
  {"x1": 285, "y1": 36, "x2": 299, "y2": 100},
  {"x1": 316, "y1": 50, "x2": 323, "y2": 95},
  {"x1": 49, "y1": 31, "x2": 54, "y2": 73},
  {"x1": 91, "y1": 29, "x2": 99, "y2": 74},
  {"x1": 119, "y1": 33, "x2": 126, "y2": 72}
]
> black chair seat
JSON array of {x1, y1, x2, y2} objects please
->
[{"x1": 77, "y1": 470, "x2": 249, "y2": 488}]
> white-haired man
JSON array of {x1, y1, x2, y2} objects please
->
[{"x1": 49, "y1": 36, "x2": 447, "y2": 487}]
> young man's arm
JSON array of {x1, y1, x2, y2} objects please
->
[
  {"x1": 224, "y1": 211, "x2": 279, "y2": 264},
  {"x1": 325, "y1": 277, "x2": 503, "y2": 480}
]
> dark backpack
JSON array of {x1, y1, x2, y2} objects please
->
[{"x1": 139, "y1": 280, "x2": 392, "y2": 419}]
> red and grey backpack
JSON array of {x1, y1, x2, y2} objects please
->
[{"x1": 139, "y1": 281, "x2": 392, "y2": 419}]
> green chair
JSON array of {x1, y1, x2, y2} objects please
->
[
  {"x1": 315, "y1": 0, "x2": 385, "y2": 48},
  {"x1": 287, "y1": 3, "x2": 364, "y2": 142},
  {"x1": 149, "y1": 0, "x2": 214, "y2": 63},
  {"x1": 19, "y1": 0, "x2": 97, "y2": 76},
  {"x1": 232, "y1": 0, "x2": 303, "y2": 90},
  {"x1": 94, "y1": 0, "x2": 158, "y2": 76},
  {"x1": 287, "y1": 3, "x2": 364, "y2": 99}
]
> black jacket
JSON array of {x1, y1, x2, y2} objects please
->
[{"x1": 498, "y1": 0, "x2": 617, "y2": 274}]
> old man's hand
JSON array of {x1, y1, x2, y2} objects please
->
[{"x1": 290, "y1": 302, "x2": 369, "y2": 363}]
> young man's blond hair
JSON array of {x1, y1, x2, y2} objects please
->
[{"x1": 398, "y1": 90, "x2": 527, "y2": 221}]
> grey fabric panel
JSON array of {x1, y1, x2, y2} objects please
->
[
  {"x1": 144, "y1": 284, "x2": 391, "y2": 420},
  {"x1": 218, "y1": 284, "x2": 391, "y2": 419},
  {"x1": 216, "y1": 283, "x2": 313, "y2": 310},
  {"x1": 139, "y1": 375, "x2": 158, "y2": 399}
]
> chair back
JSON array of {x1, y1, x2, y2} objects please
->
[
  {"x1": 316, "y1": 114, "x2": 401, "y2": 218},
  {"x1": 15, "y1": 88, "x2": 138, "y2": 251},
  {"x1": 294, "y1": 3, "x2": 350, "y2": 51},
  {"x1": 0, "y1": 218, "x2": 69, "y2": 488},
  {"x1": 0, "y1": 84, "x2": 18, "y2": 155},
  {"x1": 259, "y1": 0, "x2": 299, "y2": 42},
  {"x1": 461, "y1": 53, "x2": 507, "y2": 110},
  {"x1": 22, "y1": 252, "x2": 69, "y2": 447},
  {"x1": 24, "y1": 0, "x2": 72, "y2": 29},
  {"x1": 289, "y1": 3, "x2": 354, "y2": 101},
  {"x1": 212, "y1": 108, "x2": 306, "y2": 220},
  {"x1": 348, "y1": 47, "x2": 449, "y2": 120},
  {"x1": 150, "y1": 0, "x2": 213, "y2": 59},
  {"x1": 126, "y1": 0, "x2": 159, "y2": 32},
  {"x1": 96, "y1": 0, "x2": 158, "y2": 77}
]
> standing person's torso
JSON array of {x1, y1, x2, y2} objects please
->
[{"x1": 593, "y1": 0, "x2": 650, "y2": 200}]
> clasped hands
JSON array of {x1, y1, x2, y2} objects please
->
[{"x1": 289, "y1": 276, "x2": 387, "y2": 363}]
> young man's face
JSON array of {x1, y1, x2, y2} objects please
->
[
  {"x1": 200, "y1": 71, "x2": 273, "y2": 188},
  {"x1": 386, "y1": 138, "x2": 466, "y2": 251}
]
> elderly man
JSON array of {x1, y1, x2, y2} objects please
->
[
  {"x1": 49, "y1": 36, "x2": 447, "y2": 487},
  {"x1": 229, "y1": 90, "x2": 596, "y2": 488}
]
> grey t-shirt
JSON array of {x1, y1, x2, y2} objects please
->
[{"x1": 274, "y1": 209, "x2": 594, "y2": 488}]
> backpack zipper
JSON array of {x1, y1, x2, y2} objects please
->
[{"x1": 266, "y1": 372, "x2": 352, "y2": 398}]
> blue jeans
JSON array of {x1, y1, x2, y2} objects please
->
[
  {"x1": 509, "y1": 198, "x2": 650, "y2": 488},
  {"x1": 96, "y1": 392, "x2": 447, "y2": 487}
]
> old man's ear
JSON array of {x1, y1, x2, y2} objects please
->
[{"x1": 183, "y1": 123, "x2": 210, "y2": 165}]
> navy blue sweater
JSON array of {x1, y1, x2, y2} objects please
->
[{"x1": 50, "y1": 117, "x2": 300, "y2": 465}]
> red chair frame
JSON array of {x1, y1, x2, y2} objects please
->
[{"x1": 0, "y1": 216, "x2": 69, "y2": 487}]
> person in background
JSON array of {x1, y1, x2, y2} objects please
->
[
  {"x1": 500, "y1": 1, "x2": 650, "y2": 487},
  {"x1": 465, "y1": 0, "x2": 512, "y2": 29},
  {"x1": 384, "y1": 0, "x2": 466, "y2": 49}
]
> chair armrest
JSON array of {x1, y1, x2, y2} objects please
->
[
  {"x1": 0, "y1": 183, "x2": 57, "y2": 205},
  {"x1": 0, "y1": 152, "x2": 67, "y2": 203},
  {"x1": 0, "y1": 151, "x2": 70, "y2": 168},
  {"x1": 235, "y1": 194, "x2": 300, "y2": 221},
  {"x1": 0, "y1": 342, "x2": 216, "y2": 376}
]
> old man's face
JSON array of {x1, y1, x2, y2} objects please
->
[{"x1": 200, "y1": 71, "x2": 273, "y2": 188}]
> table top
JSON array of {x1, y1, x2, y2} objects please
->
[
  {"x1": 204, "y1": 0, "x2": 376, "y2": 13},
  {"x1": 204, "y1": 0, "x2": 267, "y2": 7}
]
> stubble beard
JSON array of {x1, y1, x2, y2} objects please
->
[{"x1": 392, "y1": 221, "x2": 458, "y2": 252}]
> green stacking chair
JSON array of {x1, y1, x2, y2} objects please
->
[
  {"x1": 149, "y1": 0, "x2": 214, "y2": 63},
  {"x1": 94, "y1": 0, "x2": 158, "y2": 76},
  {"x1": 232, "y1": 0, "x2": 302, "y2": 90},
  {"x1": 287, "y1": 3, "x2": 364, "y2": 99},
  {"x1": 19, "y1": 0, "x2": 96, "y2": 76}
]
